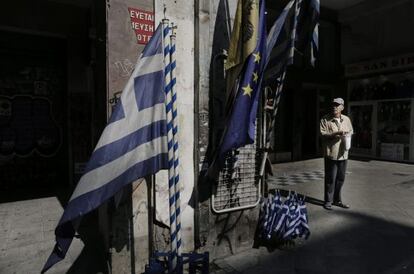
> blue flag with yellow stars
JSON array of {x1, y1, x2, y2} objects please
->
[{"x1": 217, "y1": 0, "x2": 266, "y2": 165}]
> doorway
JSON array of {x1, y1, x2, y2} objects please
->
[
  {"x1": 301, "y1": 85, "x2": 334, "y2": 159},
  {"x1": 0, "y1": 30, "x2": 69, "y2": 202}
]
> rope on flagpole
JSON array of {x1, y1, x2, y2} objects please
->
[
  {"x1": 169, "y1": 22, "x2": 182, "y2": 256},
  {"x1": 162, "y1": 18, "x2": 178, "y2": 273}
]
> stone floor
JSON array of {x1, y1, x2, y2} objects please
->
[
  {"x1": 1, "y1": 158, "x2": 414, "y2": 274},
  {"x1": 211, "y1": 158, "x2": 414, "y2": 274},
  {"x1": 0, "y1": 194, "x2": 107, "y2": 274},
  {"x1": 0, "y1": 197, "x2": 85, "y2": 274}
]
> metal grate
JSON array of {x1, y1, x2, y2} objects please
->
[{"x1": 211, "y1": 142, "x2": 262, "y2": 214}]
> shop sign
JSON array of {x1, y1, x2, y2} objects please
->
[
  {"x1": 345, "y1": 53, "x2": 414, "y2": 77},
  {"x1": 128, "y1": 7, "x2": 154, "y2": 45}
]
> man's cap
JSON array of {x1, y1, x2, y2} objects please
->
[{"x1": 332, "y1": 98, "x2": 344, "y2": 105}]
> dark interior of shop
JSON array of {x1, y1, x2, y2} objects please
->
[{"x1": 0, "y1": 0, "x2": 107, "y2": 204}]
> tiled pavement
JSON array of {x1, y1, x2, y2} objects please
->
[
  {"x1": 267, "y1": 170, "x2": 324, "y2": 186},
  {"x1": 212, "y1": 158, "x2": 414, "y2": 274}
]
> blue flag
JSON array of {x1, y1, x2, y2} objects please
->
[
  {"x1": 216, "y1": 0, "x2": 267, "y2": 164},
  {"x1": 42, "y1": 24, "x2": 168, "y2": 273},
  {"x1": 265, "y1": 0, "x2": 319, "y2": 82}
]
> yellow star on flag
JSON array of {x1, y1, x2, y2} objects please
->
[
  {"x1": 242, "y1": 84, "x2": 253, "y2": 97},
  {"x1": 253, "y1": 52, "x2": 261, "y2": 63},
  {"x1": 253, "y1": 71, "x2": 258, "y2": 82}
]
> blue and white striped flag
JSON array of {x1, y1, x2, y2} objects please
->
[
  {"x1": 259, "y1": 0, "x2": 319, "y2": 178},
  {"x1": 42, "y1": 23, "x2": 168, "y2": 273},
  {"x1": 264, "y1": 0, "x2": 319, "y2": 82},
  {"x1": 296, "y1": 0, "x2": 319, "y2": 66}
]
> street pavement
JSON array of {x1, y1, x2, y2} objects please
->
[
  {"x1": 1, "y1": 158, "x2": 414, "y2": 274},
  {"x1": 0, "y1": 196, "x2": 106, "y2": 274},
  {"x1": 0, "y1": 197, "x2": 84, "y2": 274},
  {"x1": 211, "y1": 158, "x2": 414, "y2": 274}
]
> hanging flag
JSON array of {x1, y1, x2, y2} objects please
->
[
  {"x1": 258, "y1": 0, "x2": 320, "y2": 179},
  {"x1": 42, "y1": 23, "x2": 168, "y2": 273},
  {"x1": 264, "y1": 0, "x2": 298, "y2": 82},
  {"x1": 224, "y1": 0, "x2": 260, "y2": 115},
  {"x1": 265, "y1": 0, "x2": 320, "y2": 81},
  {"x1": 214, "y1": 0, "x2": 266, "y2": 167},
  {"x1": 296, "y1": 0, "x2": 319, "y2": 66}
]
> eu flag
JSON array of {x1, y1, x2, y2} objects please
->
[{"x1": 217, "y1": 0, "x2": 266, "y2": 164}]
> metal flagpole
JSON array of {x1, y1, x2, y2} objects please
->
[
  {"x1": 260, "y1": 0, "x2": 303, "y2": 178},
  {"x1": 259, "y1": 71, "x2": 287, "y2": 178},
  {"x1": 169, "y1": 23, "x2": 182, "y2": 257},
  {"x1": 162, "y1": 18, "x2": 178, "y2": 272}
]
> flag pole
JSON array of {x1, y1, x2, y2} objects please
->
[
  {"x1": 260, "y1": 0, "x2": 302, "y2": 178},
  {"x1": 169, "y1": 22, "x2": 182, "y2": 257},
  {"x1": 162, "y1": 18, "x2": 178, "y2": 272},
  {"x1": 259, "y1": 71, "x2": 286, "y2": 178}
]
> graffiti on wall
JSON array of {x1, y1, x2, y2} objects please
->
[{"x1": 113, "y1": 59, "x2": 135, "y2": 77}]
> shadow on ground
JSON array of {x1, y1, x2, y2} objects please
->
[
  {"x1": 269, "y1": 188, "x2": 325, "y2": 206},
  {"x1": 244, "y1": 208, "x2": 414, "y2": 274}
]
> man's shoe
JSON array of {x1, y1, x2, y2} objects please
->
[
  {"x1": 334, "y1": 201, "x2": 350, "y2": 209},
  {"x1": 323, "y1": 204, "x2": 333, "y2": 210}
]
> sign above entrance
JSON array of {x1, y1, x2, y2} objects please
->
[
  {"x1": 345, "y1": 53, "x2": 414, "y2": 77},
  {"x1": 128, "y1": 7, "x2": 154, "y2": 45}
]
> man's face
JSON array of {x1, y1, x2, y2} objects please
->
[{"x1": 332, "y1": 103, "x2": 343, "y2": 115}]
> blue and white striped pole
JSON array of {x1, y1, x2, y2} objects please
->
[
  {"x1": 310, "y1": 0, "x2": 320, "y2": 66},
  {"x1": 288, "y1": 0, "x2": 302, "y2": 64},
  {"x1": 169, "y1": 23, "x2": 182, "y2": 257},
  {"x1": 162, "y1": 18, "x2": 177, "y2": 272},
  {"x1": 259, "y1": 71, "x2": 286, "y2": 177},
  {"x1": 260, "y1": 0, "x2": 302, "y2": 178}
]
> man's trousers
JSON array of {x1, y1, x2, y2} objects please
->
[{"x1": 324, "y1": 158, "x2": 347, "y2": 205}]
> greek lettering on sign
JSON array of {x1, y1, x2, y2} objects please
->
[{"x1": 128, "y1": 7, "x2": 155, "y2": 45}]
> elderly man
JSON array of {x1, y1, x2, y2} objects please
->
[{"x1": 320, "y1": 98, "x2": 353, "y2": 210}]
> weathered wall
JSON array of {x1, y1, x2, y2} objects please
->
[
  {"x1": 153, "y1": 0, "x2": 195, "y2": 253},
  {"x1": 196, "y1": 0, "x2": 260, "y2": 260},
  {"x1": 107, "y1": 0, "x2": 196, "y2": 272},
  {"x1": 106, "y1": 0, "x2": 154, "y2": 273}
]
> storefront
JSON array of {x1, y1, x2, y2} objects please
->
[
  {"x1": 345, "y1": 53, "x2": 414, "y2": 162},
  {"x1": 0, "y1": 0, "x2": 107, "y2": 202}
]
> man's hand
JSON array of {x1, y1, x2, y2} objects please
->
[{"x1": 334, "y1": 130, "x2": 346, "y2": 137}]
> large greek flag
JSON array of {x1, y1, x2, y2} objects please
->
[{"x1": 42, "y1": 24, "x2": 168, "y2": 273}]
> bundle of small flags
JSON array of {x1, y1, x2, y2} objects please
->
[{"x1": 259, "y1": 190, "x2": 310, "y2": 242}]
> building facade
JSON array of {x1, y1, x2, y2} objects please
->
[{"x1": 1, "y1": 0, "x2": 414, "y2": 273}]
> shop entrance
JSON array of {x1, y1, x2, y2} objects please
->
[
  {"x1": 301, "y1": 85, "x2": 334, "y2": 159},
  {"x1": 349, "y1": 100, "x2": 413, "y2": 162},
  {"x1": 0, "y1": 0, "x2": 106, "y2": 203},
  {"x1": 348, "y1": 72, "x2": 414, "y2": 162},
  {"x1": 0, "y1": 31, "x2": 69, "y2": 202},
  {"x1": 348, "y1": 103, "x2": 376, "y2": 157}
]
